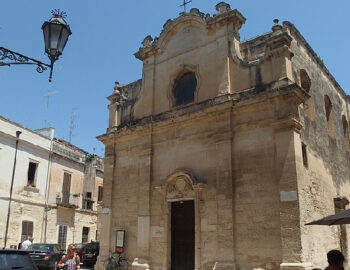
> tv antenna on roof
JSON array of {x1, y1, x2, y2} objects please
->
[{"x1": 179, "y1": 0, "x2": 192, "y2": 12}]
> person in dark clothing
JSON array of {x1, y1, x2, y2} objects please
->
[{"x1": 325, "y1": 250, "x2": 345, "y2": 270}]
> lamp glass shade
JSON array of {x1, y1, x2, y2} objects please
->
[
  {"x1": 42, "y1": 17, "x2": 71, "y2": 60},
  {"x1": 58, "y1": 27, "x2": 70, "y2": 54}
]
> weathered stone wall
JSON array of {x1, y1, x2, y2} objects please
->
[{"x1": 287, "y1": 24, "x2": 350, "y2": 268}]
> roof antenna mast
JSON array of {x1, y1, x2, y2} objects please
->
[
  {"x1": 68, "y1": 108, "x2": 77, "y2": 143},
  {"x1": 179, "y1": 0, "x2": 192, "y2": 12},
  {"x1": 43, "y1": 90, "x2": 57, "y2": 126}
]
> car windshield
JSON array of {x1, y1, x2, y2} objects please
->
[
  {"x1": 0, "y1": 253, "x2": 36, "y2": 270},
  {"x1": 84, "y1": 243, "x2": 98, "y2": 253},
  {"x1": 28, "y1": 244, "x2": 53, "y2": 252}
]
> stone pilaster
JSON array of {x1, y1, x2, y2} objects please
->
[
  {"x1": 274, "y1": 123, "x2": 312, "y2": 270},
  {"x1": 95, "y1": 145, "x2": 115, "y2": 270},
  {"x1": 132, "y1": 147, "x2": 152, "y2": 270},
  {"x1": 215, "y1": 137, "x2": 235, "y2": 270}
]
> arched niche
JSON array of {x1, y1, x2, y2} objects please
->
[{"x1": 300, "y1": 69, "x2": 311, "y2": 93}]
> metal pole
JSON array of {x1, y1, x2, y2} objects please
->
[{"x1": 4, "y1": 130, "x2": 21, "y2": 249}]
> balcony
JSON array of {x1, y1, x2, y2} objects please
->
[{"x1": 56, "y1": 192, "x2": 79, "y2": 209}]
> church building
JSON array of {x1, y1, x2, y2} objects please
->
[{"x1": 97, "y1": 3, "x2": 350, "y2": 270}]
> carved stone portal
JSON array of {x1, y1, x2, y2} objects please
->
[{"x1": 155, "y1": 171, "x2": 206, "y2": 202}]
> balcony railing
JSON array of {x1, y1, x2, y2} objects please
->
[{"x1": 56, "y1": 192, "x2": 79, "y2": 209}]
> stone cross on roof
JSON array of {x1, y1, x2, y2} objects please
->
[{"x1": 179, "y1": 0, "x2": 192, "y2": 12}]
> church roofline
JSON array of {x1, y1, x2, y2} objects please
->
[{"x1": 134, "y1": 3, "x2": 246, "y2": 61}]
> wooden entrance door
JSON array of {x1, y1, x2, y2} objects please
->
[{"x1": 171, "y1": 200, "x2": 195, "y2": 270}]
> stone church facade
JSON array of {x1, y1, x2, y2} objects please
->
[{"x1": 97, "y1": 3, "x2": 350, "y2": 270}]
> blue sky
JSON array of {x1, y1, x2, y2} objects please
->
[{"x1": 1, "y1": 1, "x2": 349, "y2": 157}]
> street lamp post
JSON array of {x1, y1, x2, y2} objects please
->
[{"x1": 0, "y1": 9, "x2": 72, "y2": 82}]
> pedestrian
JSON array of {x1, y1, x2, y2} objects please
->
[
  {"x1": 21, "y1": 237, "x2": 33, "y2": 250},
  {"x1": 58, "y1": 244, "x2": 80, "y2": 270},
  {"x1": 325, "y1": 250, "x2": 345, "y2": 270}
]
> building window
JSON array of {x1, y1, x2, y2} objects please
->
[
  {"x1": 342, "y1": 115, "x2": 349, "y2": 151},
  {"x1": 324, "y1": 95, "x2": 332, "y2": 121},
  {"x1": 334, "y1": 197, "x2": 349, "y2": 254},
  {"x1": 82, "y1": 227, "x2": 89, "y2": 243},
  {"x1": 84, "y1": 192, "x2": 93, "y2": 210},
  {"x1": 58, "y1": 225, "x2": 67, "y2": 250},
  {"x1": 27, "y1": 162, "x2": 38, "y2": 187},
  {"x1": 98, "y1": 186, "x2": 103, "y2": 202},
  {"x1": 300, "y1": 69, "x2": 311, "y2": 93},
  {"x1": 173, "y1": 72, "x2": 197, "y2": 106},
  {"x1": 21, "y1": 221, "x2": 33, "y2": 243},
  {"x1": 342, "y1": 115, "x2": 348, "y2": 136},
  {"x1": 62, "y1": 172, "x2": 72, "y2": 205},
  {"x1": 301, "y1": 143, "x2": 308, "y2": 167},
  {"x1": 324, "y1": 95, "x2": 335, "y2": 137}
]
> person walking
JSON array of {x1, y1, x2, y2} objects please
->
[
  {"x1": 21, "y1": 237, "x2": 33, "y2": 250},
  {"x1": 325, "y1": 250, "x2": 345, "y2": 270},
  {"x1": 58, "y1": 244, "x2": 80, "y2": 270}
]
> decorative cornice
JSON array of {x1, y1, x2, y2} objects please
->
[{"x1": 97, "y1": 82, "x2": 308, "y2": 143}]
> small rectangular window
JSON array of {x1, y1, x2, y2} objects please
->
[
  {"x1": 27, "y1": 162, "x2": 38, "y2": 186},
  {"x1": 21, "y1": 221, "x2": 33, "y2": 243},
  {"x1": 82, "y1": 227, "x2": 89, "y2": 242},
  {"x1": 302, "y1": 143, "x2": 308, "y2": 167},
  {"x1": 98, "y1": 186, "x2": 103, "y2": 202},
  {"x1": 85, "y1": 192, "x2": 93, "y2": 210}
]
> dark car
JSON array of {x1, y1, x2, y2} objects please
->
[
  {"x1": 28, "y1": 243, "x2": 63, "y2": 270},
  {"x1": 82, "y1": 241, "x2": 99, "y2": 267},
  {"x1": 0, "y1": 249, "x2": 38, "y2": 270},
  {"x1": 71, "y1": 243, "x2": 87, "y2": 262}
]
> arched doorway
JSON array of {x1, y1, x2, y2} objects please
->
[{"x1": 155, "y1": 171, "x2": 206, "y2": 270}]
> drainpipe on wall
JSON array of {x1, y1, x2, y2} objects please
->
[
  {"x1": 41, "y1": 131, "x2": 54, "y2": 243},
  {"x1": 4, "y1": 130, "x2": 21, "y2": 248}
]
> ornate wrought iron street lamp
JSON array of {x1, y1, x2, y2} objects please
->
[{"x1": 0, "y1": 9, "x2": 72, "y2": 82}]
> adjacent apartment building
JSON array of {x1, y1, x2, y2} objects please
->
[{"x1": 0, "y1": 116, "x2": 103, "y2": 249}]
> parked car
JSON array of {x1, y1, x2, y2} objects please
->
[
  {"x1": 0, "y1": 249, "x2": 38, "y2": 270},
  {"x1": 71, "y1": 243, "x2": 87, "y2": 262},
  {"x1": 82, "y1": 241, "x2": 99, "y2": 267},
  {"x1": 27, "y1": 243, "x2": 63, "y2": 270}
]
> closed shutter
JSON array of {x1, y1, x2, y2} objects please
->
[
  {"x1": 62, "y1": 173, "x2": 71, "y2": 205},
  {"x1": 98, "y1": 186, "x2": 103, "y2": 202}
]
